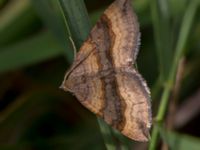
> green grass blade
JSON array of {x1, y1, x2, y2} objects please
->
[
  {"x1": 31, "y1": 0, "x2": 74, "y2": 62},
  {"x1": 160, "y1": 128, "x2": 200, "y2": 150},
  {"x1": 0, "y1": 0, "x2": 29, "y2": 31},
  {"x1": 157, "y1": 0, "x2": 200, "y2": 123},
  {"x1": 169, "y1": 0, "x2": 200, "y2": 82},
  {"x1": 31, "y1": 0, "x2": 66, "y2": 41},
  {"x1": 97, "y1": 118, "x2": 116, "y2": 150},
  {"x1": 58, "y1": 0, "x2": 91, "y2": 49},
  {"x1": 149, "y1": 0, "x2": 200, "y2": 149},
  {"x1": 150, "y1": 0, "x2": 172, "y2": 81},
  {"x1": 0, "y1": 0, "x2": 40, "y2": 46},
  {"x1": 0, "y1": 32, "x2": 64, "y2": 73}
]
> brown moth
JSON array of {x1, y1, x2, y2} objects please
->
[{"x1": 60, "y1": 0, "x2": 152, "y2": 141}]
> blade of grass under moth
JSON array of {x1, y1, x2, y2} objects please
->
[{"x1": 97, "y1": 118, "x2": 117, "y2": 150}]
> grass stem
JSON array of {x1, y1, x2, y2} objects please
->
[{"x1": 149, "y1": 0, "x2": 199, "y2": 149}]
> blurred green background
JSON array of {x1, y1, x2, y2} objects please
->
[{"x1": 0, "y1": 0, "x2": 200, "y2": 149}]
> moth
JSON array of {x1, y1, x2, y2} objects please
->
[{"x1": 60, "y1": 0, "x2": 152, "y2": 141}]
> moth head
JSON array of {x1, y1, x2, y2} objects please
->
[
  {"x1": 59, "y1": 71, "x2": 74, "y2": 92},
  {"x1": 60, "y1": 70, "x2": 85, "y2": 94}
]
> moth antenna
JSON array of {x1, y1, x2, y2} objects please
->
[
  {"x1": 60, "y1": 70, "x2": 71, "y2": 90},
  {"x1": 59, "y1": 78, "x2": 71, "y2": 91},
  {"x1": 69, "y1": 36, "x2": 77, "y2": 60},
  {"x1": 60, "y1": 46, "x2": 97, "y2": 91},
  {"x1": 59, "y1": 84, "x2": 65, "y2": 89}
]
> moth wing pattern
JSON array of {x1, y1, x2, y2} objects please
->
[
  {"x1": 115, "y1": 68, "x2": 151, "y2": 141},
  {"x1": 63, "y1": 38, "x2": 100, "y2": 79},
  {"x1": 104, "y1": 0, "x2": 140, "y2": 67},
  {"x1": 63, "y1": 75, "x2": 105, "y2": 116},
  {"x1": 61, "y1": 0, "x2": 152, "y2": 142}
]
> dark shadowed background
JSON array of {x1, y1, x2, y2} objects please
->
[{"x1": 0, "y1": 0, "x2": 200, "y2": 149}]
